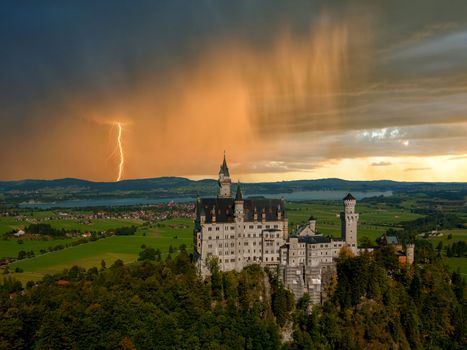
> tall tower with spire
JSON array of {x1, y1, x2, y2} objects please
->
[
  {"x1": 340, "y1": 193, "x2": 359, "y2": 249},
  {"x1": 218, "y1": 153, "x2": 231, "y2": 198}
]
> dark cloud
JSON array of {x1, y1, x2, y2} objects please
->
[{"x1": 0, "y1": 1, "x2": 466, "y2": 180}]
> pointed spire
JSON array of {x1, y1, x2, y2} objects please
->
[
  {"x1": 199, "y1": 204, "x2": 206, "y2": 217},
  {"x1": 235, "y1": 182, "x2": 243, "y2": 201},
  {"x1": 219, "y1": 152, "x2": 230, "y2": 177}
]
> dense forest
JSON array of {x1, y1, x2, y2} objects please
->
[{"x1": 0, "y1": 245, "x2": 465, "y2": 349}]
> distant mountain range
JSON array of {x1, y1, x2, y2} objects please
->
[{"x1": 0, "y1": 177, "x2": 466, "y2": 205}]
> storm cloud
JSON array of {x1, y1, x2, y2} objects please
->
[{"x1": 0, "y1": 1, "x2": 466, "y2": 181}]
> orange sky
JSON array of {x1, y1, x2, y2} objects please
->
[{"x1": 0, "y1": 2, "x2": 466, "y2": 182}]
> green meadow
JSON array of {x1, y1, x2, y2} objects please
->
[
  {"x1": 0, "y1": 215, "x2": 143, "y2": 235},
  {"x1": 5, "y1": 218, "x2": 193, "y2": 284},
  {"x1": 2, "y1": 202, "x2": 465, "y2": 284},
  {"x1": 424, "y1": 229, "x2": 467, "y2": 275},
  {"x1": 286, "y1": 202, "x2": 424, "y2": 242}
]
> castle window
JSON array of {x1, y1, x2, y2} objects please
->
[
  {"x1": 208, "y1": 244, "x2": 212, "y2": 248},
  {"x1": 215, "y1": 227, "x2": 219, "y2": 231},
  {"x1": 274, "y1": 225, "x2": 278, "y2": 228},
  {"x1": 249, "y1": 225, "x2": 254, "y2": 229},
  {"x1": 225, "y1": 243, "x2": 228, "y2": 247},
  {"x1": 208, "y1": 227, "x2": 212, "y2": 231},
  {"x1": 266, "y1": 225, "x2": 270, "y2": 228},
  {"x1": 230, "y1": 235, "x2": 234, "y2": 239},
  {"x1": 216, "y1": 236, "x2": 219, "y2": 239},
  {"x1": 257, "y1": 225, "x2": 262, "y2": 228},
  {"x1": 231, "y1": 226, "x2": 235, "y2": 230}
]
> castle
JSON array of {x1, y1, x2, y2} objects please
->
[{"x1": 193, "y1": 156, "x2": 414, "y2": 303}]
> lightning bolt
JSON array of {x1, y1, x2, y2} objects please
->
[{"x1": 116, "y1": 122, "x2": 124, "y2": 181}]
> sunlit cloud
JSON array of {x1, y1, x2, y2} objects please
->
[
  {"x1": 371, "y1": 161, "x2": 392, "y2": 167},
  {"x1": 0, "y1": 1, "x2": 466, "y2": 182}
]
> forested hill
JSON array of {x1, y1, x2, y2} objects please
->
[
  {"x1": 1, "y1": 177, "x2": 466, "y2": 204},
  {"x1": 1, "y1": 245, "x2": 465, "y2": 348}
]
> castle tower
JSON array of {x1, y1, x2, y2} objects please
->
[
  {"x1": 406, "y1": 244, "x2": 415, "y2": 265},
  {"x1": 234, "y1": 183, "x2": 244, "y2": 271},
  {"x1": 218, "y1": 153, "x2": 231, "y2": 198},
  {"x1": 234, "y1": 183, "x2": 244, "y2": 221},
  {"x1": 340, "y1": 193, "x2": 359, "y2": 248}
]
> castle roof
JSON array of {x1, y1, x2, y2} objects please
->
[
  {"x1": 297, "y1": 235, "x2": 333, "y2": 244},
  {"x1": 235, "y1": 183, "x2": 243, "y2": 201},
  {"x1": 343, "y1": 193, "x2": 356, "y2": 201},
  {"x1": 219, "y1": 154, "x2": 230, "y2": 177},
  {"x1": 196, "y1": 197, "x2": 285, "y2": 223}
]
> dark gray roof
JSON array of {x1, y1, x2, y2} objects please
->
[
  {"x1": 377, "y1": 235, "x2": 399, "y2": 245},
  {"x1": 297, "y1": 235, "x2": 333, "y2": 244},
  {"x1": 343, "y1": 193, "x2": 355, "y2": 201},
  {"x1": 219, "y1": 155, "x2": 230, "y2": 177},
  {"x1": 196, "y1": 197, "x2": 285, "y2": 223},
  {"x1": 235, "y1": 183, "x2": 243, "y2": 201}
]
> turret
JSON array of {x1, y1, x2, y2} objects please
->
[
  {"x1": 199, "y1": 203, "x2": 206, "y2": 224},
  {"x1": 218, "y1": 153, "x2": 231, "y2": 198},
  {"x1": 340, "y1": 193, "x2": 359, "y2": 249},
  {"x1": 234, "y1": 183, "x2": 244, "y2": 222},
  {"x1": 406, "y1": 244, "x2": 415, "y2": 265}
]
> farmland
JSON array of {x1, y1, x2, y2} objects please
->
[
  {"x1": 6, "y1": 218, "x2": 193, "y2": 284},
  {"x1": 1, "y1": 199, "x2": 465, "y2": 284},
  {"x1": 286, "y1": 201, "x2": 424, "y2": 242}
]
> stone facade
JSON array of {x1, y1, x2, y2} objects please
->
[
  {"x1": 193, "y1": 156, "x2": 363, "y2": 304},
  {"x1": 193, "y1": 156, "x2": 288, "y2": 275}
]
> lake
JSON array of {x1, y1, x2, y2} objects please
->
[{"x1": 19, "y1": 190, "x2": 392, "y2": 209}]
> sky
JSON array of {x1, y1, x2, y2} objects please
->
[{"x1": 0, "y1": 0, "x2": 466, "y2": 182}]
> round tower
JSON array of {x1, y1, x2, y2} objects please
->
[
  {"x1": 406, "y1": 243, "x2": 415, "y2": 265},
  {"x1": 340, "y1": 193, "x2": 359, "y2": 249}
]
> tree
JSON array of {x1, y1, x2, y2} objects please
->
[
  {"x1": 436, "y1": 241, "x2": 443, "y2": 256},
  {"x1": 17, "y1": 250, "x2": 27, "y2": 260},
  {"x1": 138, "y1": 247, "x2": 157, "y2": 261},
  {"x1": 360, "y1": 236, "x2": 373, "y2": 249}
]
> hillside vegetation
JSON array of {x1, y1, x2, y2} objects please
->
[{"x1": 1, "y1": 245, "x2": 465, "y2": 349}]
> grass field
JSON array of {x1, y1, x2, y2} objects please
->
[
  {"x1": 0, "y1": 215, "x2": 143, "y2": 235},
  {"x1": 6, "y1": 218, "x2": 193, "y2": 284},
  {"x1": 443, "y1": 257, "x2": 467, "y2": 276},
  {"x1": 286, "y1": 202, "x2": 424, "y2": 242},
  {"x1": 425, "y1": 229, "x2": 467, "y2": 276},
  {"x1": 2, "y1": 202, "x2": 465, "y2": 284},
  {"x1": 0, "y1": 238, "x2": 80, "y2": 259}
]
